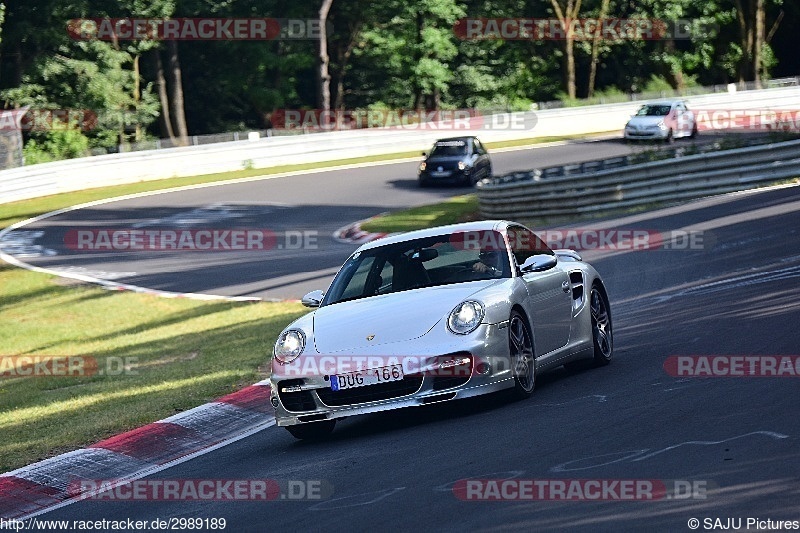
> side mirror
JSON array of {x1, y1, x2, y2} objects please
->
[
  {"x1": 301, "y1": 289, "x2": 325, "y2": 308},
  {"x1": 421, "y1": 152, "x2": 427, "y2": 157},
  {"x1": 520, "y1": 254, "x2": 558, "y2": 273}
]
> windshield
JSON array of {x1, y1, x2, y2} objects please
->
[
  {"x1": 322, "y1": 231, "x2": 511, "y2": 305},
  {"x1": 429, "y1": 140, "x2": 468, "y2": 157},
  {"x1": 635, "y1": 104, "x2": 672, "y2": 117}
]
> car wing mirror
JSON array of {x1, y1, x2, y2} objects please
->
[
  {"x1": 520, "y1": 254, "x2": 558, "y2": 273},
  {"x1": 301, "y1": 289, "x2": 325, "y2": 308}
]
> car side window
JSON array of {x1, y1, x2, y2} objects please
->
[{"x1": 506, "y1": 226, "x2": 554, "y2": 270}]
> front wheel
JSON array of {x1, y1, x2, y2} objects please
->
[
  {"x1": 509, "y1": 311, "x2": 536, "y2": 399},
  {"x1": 286, "y1": 419, "x2": 336, "y2": 440},
  {"x1": 590, "y1": 286, "x2": 613, "y2": 366}
]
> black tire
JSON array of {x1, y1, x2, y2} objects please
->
[
  {"x1": 590, "y1": 285, "x2": 613, "y2": 366},
  {"x1": 664, "y1": 129, "x2": 674, "y2": 143},
  {"x1": 508, "y1": 310, "x2": 536, "y2": 399},
  {"x1": 286, "y1": 420, "x2": 336, "y2": 440},
  {"x1": 418, "y1": 179, "x2": 429, "y2": 188},
  {"x1": 689, "y1": 123, "x2": 698, "y2": 139}
]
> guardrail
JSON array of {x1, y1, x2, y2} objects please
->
[
  {"x1": 476, "y1": 138, "x2": 800, "y2": 219},
  {"x1": 107, "y1": 75, "x2": 800, "y2": 152},
  {"x1": 491, "y1": 136, "x2": 780, "y2": 185},
  {"x1": 2, "y1": 84, "x2": 799, "y2": 204}
]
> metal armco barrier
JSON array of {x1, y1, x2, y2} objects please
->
[
  {"x1": 1, "y1": 84, "x2": 799, "y2": 204},
  {"x1": 477, "y1": 138, "x2": 800, "y2": 219}
]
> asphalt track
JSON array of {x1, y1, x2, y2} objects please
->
[
  {"x1": 8, "y1": 135, "x2": 722, "y2": 301},
  {"x1": 25, "y1": 147, "x2": 800, "y2": 530}
]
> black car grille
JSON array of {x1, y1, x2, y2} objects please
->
[
  {"x1": 316, "y1": 375, "x2": 424, "y2": 407},
  {"x1": 277, "y1": 379, "x2": 317, "y2": 412},
  {"x1": 427, "y1": 160, "x2": 459, "y2": 171}
]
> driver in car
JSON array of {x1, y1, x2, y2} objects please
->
[{"x1": 472, "y1": 249, "x2": 504, "y2": 276}]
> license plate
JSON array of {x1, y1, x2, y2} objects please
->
[
  {"x1": 331, "y1": 364, "x2": 404, "y2": 391},
  {"x1": 430, "y1": 171, "x2": 451, "y2": 177}
]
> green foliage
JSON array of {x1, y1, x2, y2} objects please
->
[
  {"x1": 0, "y1": 3, "x2": 5, "y2": 46},
  {"x1": 558, "y1": 86, "x2": 627, "y2": 107},
  {"x1": 641, "y1": 74, "x2": 675, "y2": 93},
  {"x1": 0, "y1": 0, "x2": 794, "y2": 143},
  {"x1": 22, "y1": 127, "x2": 91, "y2": 165},
  {"x1": 4, "y1": 39, "x2": 159, "y2": 151}
]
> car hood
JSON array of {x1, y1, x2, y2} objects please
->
[
  {"x1": 626, "y1": 115, "x2": 666, "y2": 127},
  {"x1": 425, "y1": 155, "x2": 469, "y2": 163},
  {"x1": 313, "y1": 280, "x2": 500, "y2": 353}
]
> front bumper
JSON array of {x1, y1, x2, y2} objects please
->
[
  {"x1": 624, "y1": 128, "x2": 668, "y2": 140},
  {"x1": 270, "y1": 323, "x2": 513, "y2": 426},
  {"x1": 419, "y1": 168, "x2": 471, "y2": 184}
]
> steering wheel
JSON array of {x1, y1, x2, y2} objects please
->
[{"x1": 442, "y1": 266, "x2": 487, "y2": 283}]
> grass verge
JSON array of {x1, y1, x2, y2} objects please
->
[
  {"x1": 0, "y1": 264, "x2": 307, "y2": 473},
  {"x1": 359, "y1": 195, "x2": 480, "y2": 233}
]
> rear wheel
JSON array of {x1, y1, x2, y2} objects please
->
[
  {"x1": 509, "y1": 311, "x2": 536, "y2": 399},
  {"x1": 664, "y1": 129, "x2": 674, "y2": 143},
  {"x1": 286, "y1": 420, "x2": 336, "y2": 440},
  {"x1": 590, "y1": 286, "x2": 613, "y2": 366}
]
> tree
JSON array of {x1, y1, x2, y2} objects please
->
[
  {"x1": 356, "y1": 0, "x2": 464, "y2": 110},
  {"x1": 318, "y1": 0, "x2": 333, "y2": 111},
  {"x1": 586, "y1": 0, "x2": 610, "y2": 97},
  {"x1": 549, "y1": 0, "x2": 583, "y2": 99}
]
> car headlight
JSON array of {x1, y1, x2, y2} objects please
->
[
  {"x1": 657, "y1": 121, "x2": 667, "y2": 130},
  {"x1": 447, "y1": 301, "x2": 484, "y2": 335},
  {"x1": 274, "y1": 330, "x2": 306, "y2": 363},
  {"x1": 419, "y1": 161, "x2": 426, "y2": 171},
  {"x1": 458, "y1": 161, "x2": 469, "y2": 171}
]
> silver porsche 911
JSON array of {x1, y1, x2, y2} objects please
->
[{"x1": 269, "y1": 220, "x2": 612, "y2": 439}]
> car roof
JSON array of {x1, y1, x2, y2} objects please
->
[
  {"x1": 639, "y1": 100, "x2": 685, "y2": 106},
  {"x1": 355, "y1": 220, "x2": 518, "y2": 252},
  {"x1": 431, "y1": 136, "x2": 477, "y2": 143}
]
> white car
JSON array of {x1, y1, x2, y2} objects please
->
[{"x1": 624, "y1": 100, "x2": 697, "y2": 142}]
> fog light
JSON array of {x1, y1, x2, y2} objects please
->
[
  {"x1": 439, "y1": 356, "x2": 471, "y2": 370},
  {"x1": 271, "y1": 397, "x2": 280, "y2": 408},
  {"x1": 475, "y1": 362, "x2": 491, "y2": 375}
]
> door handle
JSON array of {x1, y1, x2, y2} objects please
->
[{"x1": 562, "y1": 281, "x2": 570, "y2": 293}]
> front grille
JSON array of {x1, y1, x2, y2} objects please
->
[
  {"x1": 432, "y1": 374, "x2": 471, "y2": 390},
  {"x1": 277, "y1": 379, "x2": 317, "y2": 412},
  {"x1": 316, "y1": 375, "x2": 424, "y2": 406},
  {"x1": 428, "y1": 161, "x2": 458, "y2": 171}
]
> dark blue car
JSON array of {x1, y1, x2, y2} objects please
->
[{"x1": 418, "y1": 136, "x2": 493, "y2": 187}]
